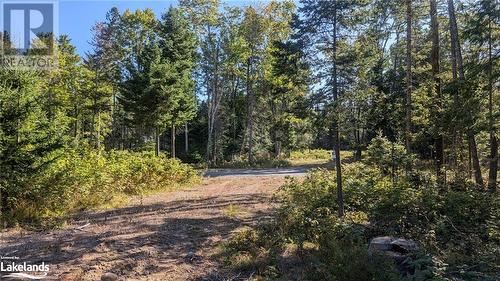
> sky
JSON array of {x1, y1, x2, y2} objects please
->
[{"x1": 58, "y1": 0, "x2": 264, "y2": 56}]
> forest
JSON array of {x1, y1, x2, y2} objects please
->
[{"x1": 0, "y1": 0, "x2": 498, "y2": 280}]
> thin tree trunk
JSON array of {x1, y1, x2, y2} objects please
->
[
  {"x1": 448, "y1": 0, "x2": 458, "y2": 81},
  {"x1": 447, "y1": 0, "x2": 483, "y2": 187},
  {"x1": 74, "y1": 104, "x2": 79, "y2": 145},
  {"x1": 332, "y1": 3, "x2": 344, "y2": 218},
  {"x1": 487, "y1": 21, "x2": 498, "y2": 192},
  {"x1": 467, "y1": 133, "x2": 483, "y2": 187},
  {"x1": 184, "y1": 123, "x2": 189, "y2": 155},
  {"x1": 405, "y1": 0, "x2": 412, "y2": 153},
  {"x1": 246, "y1": 57, "x2": 255, "y2": 164},
  {"x1": 206, "y1": 76, "x2": 213, "y2": 163},
  {"x1": 232, "y1": 77, "x2": 238, "y2": 145},
  {"x1": 97, "y1": 111, "x2": 101, "y2": 151},
  {"x1": 447, "y1": 0, "x2": 460, "y2": 171},
  {"x1": 430, "y1": 0, "x2": 444, "y2": 184},
  {"x1": 355, "y1": 107, "x2": 362, "y2": 161},
  {"x1": 171, "y1": 125, "x2": 176, "y2": 159},
  {"x1": 155, "y1": 127, "x2": 160, "y2": 157}
]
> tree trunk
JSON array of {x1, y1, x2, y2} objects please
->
[
  {"x1": 488, "y1": 134, "x2": 498, "y2": 191},
  {"x1": 171, "y1": 125, "x2": 176, "y2": 159},
  {"x1": 246, "y1": 57, "x2": 255, "y2": 164},
  {"x1": 405, "y1": 0, "x2": 412, "y2": 153},
  {"x1": 447, "y1": 0, "x2": 483, "y2": 187},
  {"x1": 205, "y1": 25, "x2": 221, "y2": 165},
  {"x1": 430, "y1": 0, "x2": 444, "y2": 183},
  {"x1": 332, "y1": 3, "x2": 344, "y2": 218},
  {"x1": 275, "y1": 140, "x2": 282, "y2": 158},
  {"x1": 355, "y1": 107, "x2": 362, "y2": 161},
  {"x1": 96, "y1": 111, "x2": 101, "y2": 150},
  {"x1": 184, "y1": 123, "x2": 189, "y2": 155},
  {"x1": 468, "y1": 133, "x2": 484, "y2": 187},
  {"x1": 155, "y1": 127, "x2": 160, "y2": 157},
  {"x1": 448, "y1": 0, "x2": 458, "y2": 81},
  {"x1": 487, "y1": 22, "x2": 498, "y2": 192}
]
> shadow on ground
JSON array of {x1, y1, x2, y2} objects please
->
[{"x1": 0, "y1": 192, "x2": 275, "y2": 280}]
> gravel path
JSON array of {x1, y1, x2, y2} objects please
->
[
  {"x1": 0, "y1": 171, "x2": 304, "y2": 281},
  {"x1": 204, "y1": 167, "x2": 309, "y2": 178}
]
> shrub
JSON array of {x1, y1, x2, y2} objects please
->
[
  {"x1": 2, "y1": 149, "x2": 200, "y2": 227},
  {"x1": 222, "y1": 161, "x2": 498, "y2": 280},
  {"x1": 215, "y1": 154, "x2": 291, "y2": 168},
  {"x1": 289, "y1": 149, "x2": 332, "y2": 160},
  {"x1": 366, "y1": 132, "x2": 415, "y2": 176}
]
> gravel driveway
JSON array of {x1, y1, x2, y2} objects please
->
[{"x1": 0, "y1": 169, "x2": 308, "y2": 281}]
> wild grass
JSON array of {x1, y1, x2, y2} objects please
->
[{"x1": 2, "y1": 149, "x2": 201, "y2": 228}]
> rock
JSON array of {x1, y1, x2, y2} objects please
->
[
  {"x1": 368, "y1": 236, "x2": 395, "y2": 252},
  {"x1": 185, "y1": 251, "x2": 198, "y2": 263},
  {"x1": 368, "y1": 236, "x2": 418, "y2": 275},
  {"x1": 101, "y1": 272, "x2": 118, "y2": 281},
  {"x1": 368, "y1": 236, "x2": 418, "y2": 254},
  {"x1": 391, "y1": 238, "x2": 417, "y2": 253}
]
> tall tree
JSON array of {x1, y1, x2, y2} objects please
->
[
  {"x1": 299, "y1": 0, "x2": 366, "y2": 217},
  {"x1": 241, "y1": 6, "x2": 265, "y2": 164},
  {"x1": 0, "y1": 70, "x2": 66, "y2": 219},
  {"x1": 405, "y1": 0, "x2": 412, "y2": 153},
  {"x1": 118, "y1": 8, "x2": 160, "y2": 154},
  {"x1": 464, "y1": 0, "x2": 499, "y2": 191},
  {"x1": 159, "y1": 7, "x2": 197, "y2": 158},
  {"x1": 447, "y1": 0, "x2": 484, "y2": 187},
  {"x1": 429, "y1": 0, "x2": 444, "y2": 183},
  {"x1": 267, "y1": 40, "x2": 310, "y2": 156},
  {"x1": 180, "y1": 0, "x2": 222, "y2": 163}
]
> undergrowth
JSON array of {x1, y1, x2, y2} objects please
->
[
  {"x1": 1, "y1": 149, "x2": 200, "y2": 228},
  {"x1": 218, "y1": 136, "x2": 499, "y2": 281}
]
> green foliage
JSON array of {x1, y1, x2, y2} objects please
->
[
  {"x1": 221, "y1": 157, "x2": 498, "y2": 280},
  {"x1": 366, "y1": 132, "x2": 415, "y2": 175},
  {"x1": 0, "y1": 69, "x2": 67, "y2": 223},
  {"x1": 289, "y1": 149, "x2": 332, "y2": 160},
  {"x1": 215, "y1": 154, "x2": 291, "y2": 169},
  {"x1": 2, "y1": 149, "x2": 200, "y2": 227}
]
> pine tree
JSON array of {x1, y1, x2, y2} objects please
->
[
  {"x1": 159, "y1": 7, "x2": 197, "y2": 158},
  {"x1": 0, "y1": 70, "x2": 66, "y2": 220},
  {"x1": 299, "y1": 0, "x2": 368, "y2": 217},
  {"x1": 447, "y1": 0, "x2": 484, "y2": 187}
]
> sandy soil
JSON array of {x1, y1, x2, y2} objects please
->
[{"x1": 0, "y1": 175, "x2": 291, "y2": 281}]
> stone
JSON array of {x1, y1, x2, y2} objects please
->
[
  {"x1": 368, "y1": 236, "x2": 396, "y2": 252},
  {"x1": 368, "y1": 236, "x2": 418, "y2": 254},
  {"x1": 368, "y1": 236, "x2": 418, "y2": 275},
  {"x1": 391, "y1": 238, "x2": 417, "y2": 253},
  {"x1": 101, "y1": 272, "x2": 118, "y2": 281}
]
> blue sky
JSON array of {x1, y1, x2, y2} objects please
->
[{"x1": 59, "y1": 0, "x2": 264, "y2": 56}]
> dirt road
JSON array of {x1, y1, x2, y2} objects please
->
[
  {"x1": 204, "y1": 167, "x2": 309, "y2": 178},
  {"x1": 0, "y1": 169, "x2": 303, "y2": 281}
]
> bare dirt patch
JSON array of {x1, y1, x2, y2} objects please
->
[{"x1": 0, "y1": 175, "x2": 290, "y2": 281}]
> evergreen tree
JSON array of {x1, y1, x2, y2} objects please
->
[
  {"x1": 159, "y1": 7, "x2": 197, "y2": 158},
  {"x1": 0, "y1": 70, "x2": 66, "y2": 219}
]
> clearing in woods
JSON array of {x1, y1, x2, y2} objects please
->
[{"x1": 0, "y1": 168, "x2": 307, "y2": 281}]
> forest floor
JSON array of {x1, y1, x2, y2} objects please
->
[{"x1": 0, "y1": 168, "x2": 307, "y2": 281}]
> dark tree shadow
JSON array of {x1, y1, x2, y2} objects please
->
[{"x1": 0, "y1": 193, "x2": 275, "y2": 280}]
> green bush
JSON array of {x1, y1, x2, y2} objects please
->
[
  {"x1": 221, "y1": 156, "x2": 498, "y2": 280},
  {"x1": 366, "y1": 132, "x2": 415, "y2": 175},
  {"x1": 215, "y1": 154, "x2": 291, "y2": 168},
  {"x1": 2, "y1": 149, "x2": 200, "y2": 227},
  {"x1": 289, "y1": 149, "x2": 332, "y2": 160}
]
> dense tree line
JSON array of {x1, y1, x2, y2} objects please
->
[{"x1": 0, "y1": 0, "x2": 498, "y2": 221}]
